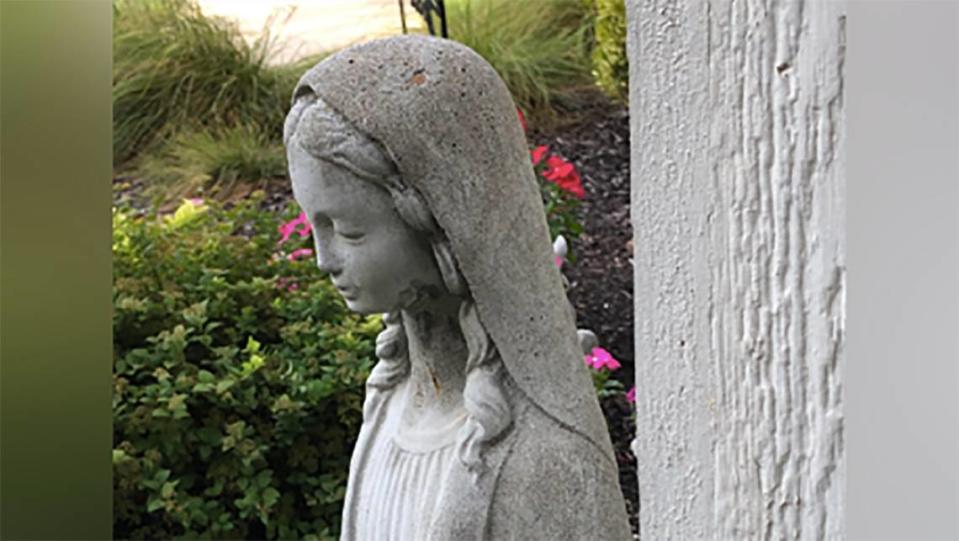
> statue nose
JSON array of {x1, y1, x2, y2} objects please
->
[
  {"x1": 316, "y1": 252, "x2": 342, "y2": 276},
  {"x1": 314, "y1": 237, "x2": 343, "y2": 276}
]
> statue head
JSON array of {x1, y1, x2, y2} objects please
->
[
  {"x1": 284, "y1": 84, "x2": 505, "y2": 475},
  {"x1": 284, "y1": 95, "x2": 458, "y2": 315},
  {"x1": 284, "y1": 35, "x2": 615, "y2": 468}
]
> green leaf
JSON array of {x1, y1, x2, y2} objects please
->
[
  {"x1": 161, "y1": 480, "x2": 177, "y2": 498},
  {"x1": 147, "y1": 495, "x2": 165, "y2": 513},
  {"x1": 215, "y1": 378, "x2": 235, "y2": 394},
  {"x1": 155, "y1": 469, "x2": 171, "y2": 483},
  {"x1": 112, "y1": 449, "x2": 130, "y2": 464},
  {"x1": 152, "y1": 407, "x2": 170, "y2": 418},
  {"x1": 244, "y1": 335, "x2": 261, "y2": 354},
  {"x1": 262, "y1": 487, "x2": 280, "y2": 507},
  {"x1": 255, "y1": 469, "x2": 272, "y2": 488}
]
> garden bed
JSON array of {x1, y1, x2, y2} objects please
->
[{"x1": 112, "y1": 89, "x2": 639, "y2": 538}]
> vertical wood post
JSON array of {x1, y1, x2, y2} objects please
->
[{"x1": 626, "y1": 0, "x2": 846, "y2": 538}]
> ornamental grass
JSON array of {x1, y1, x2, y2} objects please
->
[
  {"x1": 444, "y1": 0, "x2": 595, "y2": 119},
  {"x1": 112, "y1": 0, "x2": 322, "y2": 167},
  {"x1": 135, "y1": 124, "x2": 288, "y2": 201}
]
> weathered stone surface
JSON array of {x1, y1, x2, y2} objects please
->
[{"x1": 285, "y1": 35, "x2": 631, "y2": 540}]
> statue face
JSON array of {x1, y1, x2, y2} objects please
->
[{"x1": 288, "y1": 144, "x2": 444, "y2": 314}]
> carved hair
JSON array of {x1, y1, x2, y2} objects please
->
[{"x1": 284, "y1": 91, "x2": 512, "y2": 475}]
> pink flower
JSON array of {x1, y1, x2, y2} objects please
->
[
  {"x1": 625, "y1": 386, "x2": 636, "y2": 403},
  {"x1": 584, "y1": 347, "x2": 621, "y2": 371},
  {"x1": 554, "y1": 255, "x2": 563, "y2": 268},
  {"x1": 530, "y1": 145, "x2": 548, "y2": 166},
  {"x1": 278, "y1": 211, "x2": 312, "y2": 245},
  {"x1": 186, "y1": 198, "x2": 204, "y2": 207},
  {"x1": 287, "y1": 248, "x2": 314, "y2": 261}
]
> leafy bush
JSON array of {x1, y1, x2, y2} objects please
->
[
  {"x1": 589, "y1": 0, "x2": 628, "y2": 101},
  {"x1": 135, "y1": 124, "x2": 287, "y2": 200},
  {"x1": 112, "y1": 0, "x2": 322, "y2": 166},
  {"x1": 444, "y1": 0, "x2": 594, "y2": 118},
  {"x1": 113, "y1": 197, "x2": 380, "y2": 540}
]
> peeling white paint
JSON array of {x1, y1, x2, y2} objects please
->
[{"x1": 626, "y1": 0, "x2": 845, "y2": 538}]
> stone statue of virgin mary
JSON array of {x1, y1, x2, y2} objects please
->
[{"x1": 283, "y1": 35, "x2": 631, "y2": 540}]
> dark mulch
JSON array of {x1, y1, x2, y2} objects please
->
[
  {"x1": 112, "y1": 175, "x2": 154, "y2": 217},
  {"x1": 530, "y1": 93, "x2": 633, "y2": 373},
  {"x1": 112, "y1": 90, "x2": 638, "y2": 537}
]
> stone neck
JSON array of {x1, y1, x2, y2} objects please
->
[{"x1": 398, "y1": 299, "x2": 468, "y2": 430}]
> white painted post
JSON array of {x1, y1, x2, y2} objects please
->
[{"x1": 626, "y1": 0, "x2": 846, "y2": 538}]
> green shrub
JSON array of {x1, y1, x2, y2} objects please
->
[
  {"x1": 444, "y1": 0, "x2": 594, "y2": 118},
  {"x1": 590, "y1": 0, "x2": 628, "y2": 101},
  {"x1": 113, "y1": 197, "x2": 380, "y2": 540},
  {"x1": 135, "y1": 124, "x2": 287, "y2": 200},
  {"x1": 112, "y1": 0, "x2": 321, "y2": 166}
]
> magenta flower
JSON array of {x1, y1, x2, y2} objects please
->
[
  {"x1": 278, "y1": 211, "x2": 312, "y2": 245},
  {"x1": 584, "y1": 347, "x2": 621, "y2": 371},
  {"x1": 554, "y1": 255, "x2": 563, "y2": 268},
  {"x1": 287, "y1": 248, "x2": 314, "y2": 261},
  {"x1": 625, "y1": 386, "x2": 636, "y2": 403}
]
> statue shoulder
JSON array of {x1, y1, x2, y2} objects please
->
[{"x1": 487, "y1": 409, "x2": 632, "y2": 540}]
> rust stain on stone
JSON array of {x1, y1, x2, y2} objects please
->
[
  {"x1": 429, "y1": 368, "x2": 441, "y2": 395},
  {"x1": 409, "y1": 69, "x2": 427, "y2": 85}
]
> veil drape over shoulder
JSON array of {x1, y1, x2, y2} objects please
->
[{"x1": 292, "y1": 35, "x2": 615, "y2": 461}]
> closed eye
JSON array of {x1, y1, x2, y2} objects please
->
[{"x1": 337, "y1": 230, "x2": 365, "y2": 241}]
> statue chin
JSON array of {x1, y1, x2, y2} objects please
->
[
  {"x1": 339, "y1": 283, "x2": 437, "y2": 315},
  {"x1": 341, "y1": 297, "x2": 370, "y2": 314}
]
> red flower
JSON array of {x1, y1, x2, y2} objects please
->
[
  {"x1": 517, "y1": 107, "x2": 527, "y2": 132},
  {"x1": 542, "y1": 155, "x2": 585, "y2": 199},
  {"x1": 543, "y1": 155, "x2": 573, "y2": 178},
  {"x1": 530, "y1": 145, "x2": 549, "y2": 165}
]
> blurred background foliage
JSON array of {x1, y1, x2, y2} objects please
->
[
  {"x1": 113, "y1": 0, "x2": 626, "y2": 202},
  {"x1": 444, "y1": 0, "x2": 594, "y2": 117},
  {"x1": 590, "y1": 0, "x2": 629, "y2": 102},
  {"x1": 113, "y1": 0, "x2": 324, "y2": 193}
]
